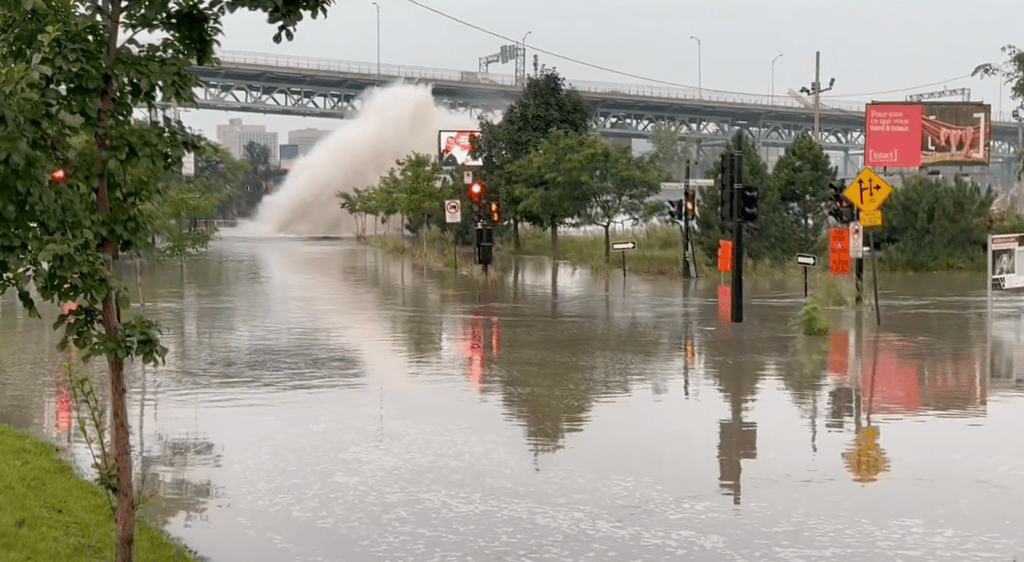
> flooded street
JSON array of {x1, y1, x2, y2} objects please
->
[{"x1": 2, "y1": 235, "x2": 1023, "y2": 561}]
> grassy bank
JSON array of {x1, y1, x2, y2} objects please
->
[
  {"x1": 366, "y1": 224, "x2": 863, "y2": 306},
  {"x1": 0, "y1": 424, "x2": 199, "y2": 562}
]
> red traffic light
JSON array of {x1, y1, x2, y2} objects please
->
[
  {"x1": 50, "y1": 167, "x2": 68, "y2": 184},
  {"x1": 467, "y1": 181, "x2": 487, "y2": 203}
]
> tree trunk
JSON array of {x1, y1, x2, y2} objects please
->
[
  {"x1": 550, "y1": 222, "x2": 559, "y2": 258},
  {"x1": 604, "y1": 224, "x2": 611, "y2": 262},
  {"x1": 512, "y1": 216, "x2": 521, "y2": 252},
  {"x1": 97, "y1": 3, "x2": 134, "y2": 561}
]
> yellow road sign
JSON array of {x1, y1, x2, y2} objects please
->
[
  {"x1": 844, "y1": 168, "x2": 892, "y2": 212},
  {"x1": 860, "y1": 210, "x2": 882, "y2": 227}
]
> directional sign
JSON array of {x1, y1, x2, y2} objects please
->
[
  {"x1": 860, "y1": 210, "x2": 882, "y2": 227},
  {"x1": 444, "y1": 199, "x2": 461, "y2": 223},
  {"x1": 796, "y1": 253, "x2": 817, "y2": 267},
  {"x1": 611, "y1": 241, "x2": 636, "y2": 251},
  {"x1": 844, "y1": 168, "x2": 892, "y2": 212}
]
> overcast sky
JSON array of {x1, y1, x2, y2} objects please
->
[{"x1": 182, "y1": 0, "x2": 1024, "y2": 142}]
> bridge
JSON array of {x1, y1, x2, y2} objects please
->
[{"x1": 190, "y1": 50, "x2": 1021, "y2": 185}]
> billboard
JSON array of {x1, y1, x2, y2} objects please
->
[
  {"x1": 865, "y1": 102, "x2": 991, "y2": 168},
  {"x1": 991, "y1": 234, "x2": 1024, "y2": 290},
  {"x1": 438, "y1": 130, "x2": 482, "y2": 168}
]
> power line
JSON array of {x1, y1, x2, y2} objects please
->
[
  {"x1": 404, "y1": 0, "x2": 983, "y2": 103},
  {"x1": 821, "y1": 73, "x2": 975, "y2": 99}
]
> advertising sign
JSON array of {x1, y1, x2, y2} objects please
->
[
  {"x1": 865, "y1": 102, "x2": 991, "y2": 168},
  {"x1": 438, "y1": 130, "x2": 482, "y2": 168},
  {"x1": 991, "y1": 234, "x2": 1024, "y2": 290}
]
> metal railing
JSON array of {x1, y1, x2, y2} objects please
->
[{"x1": 216, "y1": 50, "x2": 1019, "y2": 121}]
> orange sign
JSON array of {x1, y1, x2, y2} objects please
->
[
  {"x1": 717, "y1": 239, "x2": 733, "y2": 272},
  {"x1": 829, "y1": 227, "x2": 850, "y2": 274}
]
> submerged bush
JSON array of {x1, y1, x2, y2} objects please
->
[{"x1": 795, "y1": 296, "x2": 830, "y2": 336}]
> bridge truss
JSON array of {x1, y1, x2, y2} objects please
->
[{"x1": 190, "y1": 51, "x2": 1021, "y2": 187}]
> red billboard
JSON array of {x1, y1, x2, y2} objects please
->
[{"x1": 865, "y1": 102, "x2": 991, "y2": 168}]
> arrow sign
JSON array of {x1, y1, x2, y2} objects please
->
[
  {"x1": 843, "y1": 168, "x2": 893, "y2": 212},
  {"x1": 612, "y1": 241, "x2": 636, "y2": 251},
  {"x1": 796, "y1": 253, "x2": 817, "y2": 267}
]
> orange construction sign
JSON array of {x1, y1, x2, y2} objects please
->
[
  {"x1": 829, "y1": 227, "x2": 850, "y2": 275},
  {"x1": 718, "y1": 240, "x2": 733, "y2": 272}
]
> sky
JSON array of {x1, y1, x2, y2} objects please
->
[{"x1": 181, "y1": 0, "x2": 1024, "y2": 142}]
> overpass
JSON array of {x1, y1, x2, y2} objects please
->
[{"x1": 190, "y1": 50, "x2": 1021, "y2": 185}]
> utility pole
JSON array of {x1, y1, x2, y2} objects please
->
[
  {"x1": 800, "y1": 51, "x2": 834, "y2": 143},
  {"x1": 372, "y1": 1, "x2": 380, "y2": 77}
]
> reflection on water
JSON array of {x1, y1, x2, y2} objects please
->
[{"x1": 2, "y1": 237, "x2": 1023, "y2": 561}]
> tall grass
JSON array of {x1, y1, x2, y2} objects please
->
[{"x1": 0, "y1": 424, "x2": 199, "y2": 561}]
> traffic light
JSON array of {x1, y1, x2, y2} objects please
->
[
  {"x1": 684, "y1": 190, "x2": 696, "y2": 221},
  {"x1": 828, "y1": 179, "x2": 855, "y2": 224},
  {"x1": 489, "y1": 201, "x2": 501, "y2": 223},
  {"x1": 739, "y1": 185, "x2": 758, "y2": 222},
  {"x1": 50, "y1": 167, "x2": 68, "y2": 184},
  {"x1": 467, "y1": 181, "x2": 487, "y2": 217},
  {"x1": 719, "y1": 153, "x2": 734, "y2": 222}
]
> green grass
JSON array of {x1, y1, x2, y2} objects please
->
[{"x1": 0, "y1": 424, "x2": 199, "y2": 562}]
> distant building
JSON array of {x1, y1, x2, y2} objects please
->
[
  {"x1": 288, "y1": 128, "x2": 332, "y2": 157},
  {"x1": 216, "y1": 118, "x2": 278, "y2": 163}
]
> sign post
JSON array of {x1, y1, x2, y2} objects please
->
[
  {"x1": 612, "y1": 241, "x2": 636, "y2": 277},
  {"x1": 796, "y1": 253, "x2": 817, "y2": 298},
  {"x1": 444, "y1": 199, "x2": 462, "y2": 270}
]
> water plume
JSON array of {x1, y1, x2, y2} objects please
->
[{"x1": 241, "y1": 83, "x2": 478, "y2": 237}]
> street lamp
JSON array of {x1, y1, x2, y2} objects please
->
[
  {"x1": 371, "y1": 1, "x2": 380, "y2": 77},
  {"x1": 690, "y1": 35, "x2": 701, "y2": 99},
  {"x1": 771, "y1": 53, "x2": 783, "y2": 105},
  {"x1": 1014, "y1": 107, "x2": 1023, "y2": 212},
  {"x1": 798, "y1": 51, "x2": 834, "y2": 142},
  {"x1": 520, "y1": 30, "x2": 532, "y2": 85}
]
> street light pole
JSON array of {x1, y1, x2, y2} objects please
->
[
  {"x1": 771, "y1": 53, "x2": 782, "y2": 105},
  {"x1": 690, "y1": 36, "x2": 701, "y2": 99},
  {"x1": 520, "y1": 30, "x2": 532, "y2": 85},
  {"x1": 372, "y1": 1, "x2": 380, "y2": 78}
]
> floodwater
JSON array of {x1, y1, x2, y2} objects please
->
[{"x1": 1, "y1": 235, "x2": 1022, "y2": 561}]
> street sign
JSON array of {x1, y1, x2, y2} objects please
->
[
  {"x1": 444, "y1": 199, "x2": 461, "y2": 223},
  {"x1": 844, "y1": 168, "x2": 893, "y2": 212},
  {"x1": 463, "y1": 171, "x2": 473, "y2": 184},
  {"x1": 850, "y1": 222, "x2": 863, "y2": 259},
  {"x1": 796, "y1": 253, "x2": 817, "y2": 267},
  {"x1": 860, "y1": 210, "x2": 882, "y2": 227},
  {"x1": 611, "y1": 241, "x2": 636, "y2": 251}
]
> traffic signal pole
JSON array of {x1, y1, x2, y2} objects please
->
[
  {"x1": 731, "y1": 138, "x2": 744, "y2": 323},
  {"x1": 683, "y1": 162, "x2": 693, "y2": 279}
]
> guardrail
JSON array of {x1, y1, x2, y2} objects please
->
[{"x1": 216, "y1": 50, "x2": 1018, "y2": 122}]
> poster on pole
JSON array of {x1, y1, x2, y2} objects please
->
[{"x1": 991, "y1": 234, "x2": 1024, "y2": 290}]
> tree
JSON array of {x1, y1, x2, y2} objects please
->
[
  {"x1": 694, "y1": 132, "x2": 773, "y2": 262},
  {"x1": 648, "y1": 121, "x2": 693, "y2": 182},
  {"x1": 474, "y1": 69, "x2": 590, "y2": 250},
  {"x1": 878, "y1": 175, "x2": 993, "y2": 271},
  {"x1": 770, "y1": 132, "x2": 837, "y2": 257},
  {"x1": 577, "y1": 143, "x2": 665, "y2": 261},
  {"x1": 377, "y1": 152, "x2": 452, "y2": 236},
  {"x1": 0, "y1": 2, "x2": 330, "y2": 561}
]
